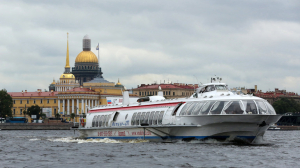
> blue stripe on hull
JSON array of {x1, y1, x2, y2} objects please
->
[{"x1": 86, "y1": 136, "x2": 256, "y2": 141}]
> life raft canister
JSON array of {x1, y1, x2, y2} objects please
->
[{"x1": 80, "y1": 118, "x2": 84, "y2": 126}]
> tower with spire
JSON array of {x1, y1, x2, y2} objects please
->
[
  {"x1": 64, "y1": 32, "x2": 70, "y2": 73},
  {"x1": 50, "y1": 33, "x2": 79, "y2": 92}
]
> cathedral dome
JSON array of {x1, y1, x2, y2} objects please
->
[
  {"x1": 75, "y1": 51, "x2": 98, "y2": 63},
  {"x1": 60, "y1": 73, "x2": 75, "y2": 79}
]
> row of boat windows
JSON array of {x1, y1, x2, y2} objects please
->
[
  {"x1": 179, "y1": 100, "x2": 276, "y2": 116},
  {"x1": 131, "y1": 111, "x2": 165, "y2": 126},
  {"x1": 92, "y1": 114, "x2": 112, "y2": 127}
]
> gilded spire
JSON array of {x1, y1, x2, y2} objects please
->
[{"x1": 65, "y1": 32, "x2": 70, "y2": 68}]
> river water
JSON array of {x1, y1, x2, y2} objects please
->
[{"x1": 0, "y1": 130, "x2": 299, "y2": 168}]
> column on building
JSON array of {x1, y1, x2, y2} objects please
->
[
  {"x1": 58, "y1": 98, "x2": 60, "y2": 113},
  {"x1": 77, "y1": 99, "x2": 79, "y2": 115},
  {"x1": 72, "y1": 98, "x2": 74, "y2": 114},
  {"x1": 62, "y1": 99, "x2": 65, "y2": 115},
  {"x1": 89, "y1": 99, "x2": 91, "y2": 108},
  {"x1": 85, "y1": 99, "x2": 88, "y2": 113},
  {"x1": 67, "y1": 98, "x2": 70, "y2": 115},
  {"x1": 92, "y1": 99, "x2": 94, "y2": 108},
  {"x1": 81, "y1": 98, "x2": 84, "y2": 114}
]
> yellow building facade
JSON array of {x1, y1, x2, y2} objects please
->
[{"x1": 8, "y1": 33, "x2": 125, "y2": 122}]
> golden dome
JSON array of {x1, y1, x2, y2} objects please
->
[
  {"x1": 75, "y1": 51, "x2": 98, "y2": 63},
  {"x1": 51, "y1": 79, "x2": 56, "y2": 84},
  {"x1": 60, "y1": 73, "x2": 75, "y2": 79}
]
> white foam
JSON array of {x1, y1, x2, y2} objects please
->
[
  {"x1": 47, "y1": 137, "x2": 149, "y2": 144},
  {"x1": 29, "y1": 138, "x2": 40, "y2": 141}
]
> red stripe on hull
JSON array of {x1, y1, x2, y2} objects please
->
[{"x1": 88, "y1": 102, "x2": 183, "y2": 113}]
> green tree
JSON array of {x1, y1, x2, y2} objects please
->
[
  {"x1": 272, "y1": 98, "x2": 300, "y2": 114},
  {"x1": 25, "y1": 105, "x2": 43, "y2": 120},
  {"x1": 0, "y1": 89, "x2": 13, "y2": 118},
  {"x1": 55, "y1": 113, "x2": 60, "y2": 119},
  {"x1": 70, "y1": 113, "x2": 75, "y2": 122}
]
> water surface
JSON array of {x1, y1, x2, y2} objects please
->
[{"x1": 0, "y1": 130, "x2": 299, "y2": 168}]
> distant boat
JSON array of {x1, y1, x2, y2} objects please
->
[{"x1": 268, "y1": 124, "x2": 280, "y2": 130}]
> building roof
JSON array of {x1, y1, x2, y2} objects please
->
[
  {"x1": 133, "y1": 84, "x2": 195, "y2": 90},
  {"x1": 8, "y1": 91, "x2": 58, "y2": 97},
  {"x1": 85, "y1": 76, "x2": 114, "y2": 84},
  {"x1": 60, "y1": 73, "x2": 75, "y2": 79},
  {"x1": 66, "y1": 87, "x2": 95, "y2": 92},
  {"x1": 75, "y1": 51, "x2": 98, "y2": 63}
]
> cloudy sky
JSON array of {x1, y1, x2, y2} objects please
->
[{"x1": 1, "y1": 0, "x2": 300, "y2": 93}]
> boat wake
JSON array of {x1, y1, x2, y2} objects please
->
[{"x1": 28, "y1": 137, "x2": 150, "y2": 144}]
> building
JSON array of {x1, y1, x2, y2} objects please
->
[
  {"x1": 8, "y1": 90, "x2": 58, "y2": 118},
  {"x1": 8, "y1": 33, "x2": 128, "y2": 122},
  {"x1": 254, "y1": 88, "x2": 299, "y2": 104},
  {"x1": 71, "y1": 35, "x2": 102, "y2": 86},
  {"x1": 132, "y1": 83, "x2": 198, "y2": 99}
]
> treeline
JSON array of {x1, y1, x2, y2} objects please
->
[{"x1": 272, "y1": 98, "x2": 300, "y2": 114}]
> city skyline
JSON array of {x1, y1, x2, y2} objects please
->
[{"x1": 1, "y1": 1, "x2": 300, "y2": 93}]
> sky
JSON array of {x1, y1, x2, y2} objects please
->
[{"x1": 1, "y1": 0, "x2": 300, "y2": 93}]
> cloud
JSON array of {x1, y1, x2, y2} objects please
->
[{"x1": 1, "y1": 0, "x2": 300, "y2": 94}]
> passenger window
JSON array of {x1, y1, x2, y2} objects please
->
[
  {"x1": 131, "y1": 113, "x2": 137, "y2": 125},
  {"x1": 96, "y1": 115, "x2": 101, "y2": 127},
  {"x1": 99, "y1": 115, "x2": 104, "y2": 127},
  {"x1": 148, "y1": 112, "x2": 155, "y2": 125},
  {"x1": 179, "y1": 103, "x2": 192, "y2": 116},
  {"x1": 158, "y1": 111, "x2": 164, "y2": 125},
  {"x1": 136, "y1": 112, "x2": 141, "y2": 125},
  {"x1": 106, "y1": 114, "x2": 111, "y2": 126},
  {"x1": 255, "y1": 100, "x2": 267, "y2": 114},
  {"x1": 200, "y1": 101, "x2": 216, "y2": 115},
  {"x1": 242, "y1": 100, "x2": 258, "y2": 114},
  {"x1": 92, "y1": 116, "x2": 96, "y2": 127},
  {"x1": 192, "y1": 102, "x2": 206, "y2": 115},
  {"x1": 224, "y1": 101, "x2": 244, "y2": 114},
  {"x1": 140, "y1": 112, "x2": 146, "y2": 124},
  {"x1": 186, "y1": 103, "x2": 197, "y2": 115},
  {"x1": 264, "y1": 101, "x2": 276, "y2": 115},
  {"x1": 153, "y1": 111, "x2": 160, "y2": 125},
  {"x1": 172, "y1": 103, "x2": 183, "y2": 116},
  {"x1": 102, "y1": 115, "x2": 107, "y2": 127},
  {"x1": 143, "y1": 112, "x2": 150, "y2": 124},
  {"x1": 113, "y1": 112, "x2": 119, "y2": 121},
  {"x1": 100, "y1": 115, "x2": 106, "y2": 126},
  {"x1": 210, "y1": 101, "x2": 229, "y2": 114}
]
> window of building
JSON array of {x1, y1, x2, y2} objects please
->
[
  {"x1": 20, "y1": 109, "x2": 22, "y2": 115},
  {"x1": 169, "y1": 91, "x2": 170, "y2": 95},
  {"x1": 27, "y1": 100, "x2": 29, "y2": 104},
  {"x1": 40, "y1": 99, "x2": 43, "y2": 104},
  {"x1": 163, "y1": 91, "x2": 165, "y2": 95},
  {"x1": 54, "y1": 108, "x2": 56, "y2": 115},
  {"x1": 13, "y1": 109, "x2": 15, "y2": 115},
  {"x1": 54, "y1": 99, "x2": 56, "y2": 103},
  {"x1": 20, "y1": 100, "x2": 22, "y2": 104},
  {"x1": 34, "y1": 99, "x2": 36, "y2": 104},
  {"x1": 155, "y1": 91, "x2": 157, "y2": 95},
  {"x1": 173, "y1": 92, "x2": 175, "y2": 96},
  {"x1": 139, "y1": 92, "x2": 141, "y2": 96},
  {"x1": 13, "y1": 100, "x2": 15, "y2": 104},
  {"x1": 47, "y1": 99, "x2": 49, "y2": 104}
]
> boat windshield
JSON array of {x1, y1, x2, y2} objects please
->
[
  {"x1": 178, "y1": 99, "x2": 277, "y2": 116},
  {"x1": 215, "y1": 85, "x2": 228, "y2": 90}
]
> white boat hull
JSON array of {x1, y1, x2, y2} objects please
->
[{"x1": 78, "y1": 115, "x2": 281, "y2": 143}]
